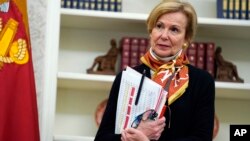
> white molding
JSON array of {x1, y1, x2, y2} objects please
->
[{"x1": 40, "y1": 0, "x2": 60, "y2": 141}]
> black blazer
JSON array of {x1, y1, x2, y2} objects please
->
[{"x1": 94, "y1": 64, "x2": 215, "y2": 141}]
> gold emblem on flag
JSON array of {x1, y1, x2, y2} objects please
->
[{"x1": 0, "y1": 17, "x2": 29, "y2": 69}]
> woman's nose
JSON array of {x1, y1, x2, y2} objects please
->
[{"x1": 160, "y1": 29, "x2": 169, "y2": 39}]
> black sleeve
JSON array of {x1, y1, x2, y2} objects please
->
[{"x1": 94, "y1": 72, "x2": 122, "y2": 141}]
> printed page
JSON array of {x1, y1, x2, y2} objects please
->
[{"x1": 115, "y1": 67, "x2": 167, "y2": 134}]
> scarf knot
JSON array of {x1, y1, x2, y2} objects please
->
[{"x1": 140, "y1": 49, "x2": 189, "y2": 105}]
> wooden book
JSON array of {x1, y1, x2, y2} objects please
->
[
  {"x1": 138, "y1": 38, "x2": 149, "y2": 62},
  {"x1": 246, "y1": 0, "x2": 249, "y2": 19},
  {"x1": 120, "y1": 37, "x2": 131, "y2": 70},
  {"x1": 196, "y1": 43, "x2": 206, "y2": 70},
  {"x1": 206, "y1": 42, "x2": 215, "y2": 77},
  {"x1": 130, "y1": 38, "x2": 140, "y2": 67},
  {"x1": 115, "y1": 0, "x2": 122, "y2": 12},
  {"x1": 217, "y1": 0, "x2": 228, "y2": 18},
  {"x1": 186, "y1": 42, "x2": 197, "y2": 67}
]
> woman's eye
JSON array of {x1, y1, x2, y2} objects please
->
[
  {"x1": 171, "y1": 27, "x2": 179, "y2": 33},
  {"x1": 155, "y1": 23, "x2": 164, "y2": 31}
]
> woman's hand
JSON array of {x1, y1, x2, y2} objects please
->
[
  {"x1": 121, "y1": 117, "x2": 166, "y2": 141},
  {"x1": 121, "y1": 128, "x2": 149, "y2": 141},
  {"x1": 137, "y1": 116, "x2": 166, "y2": 140}
]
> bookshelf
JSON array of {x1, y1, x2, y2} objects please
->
[{"x1": 44, "y1": 0, "x2": 250, "y2": 141}]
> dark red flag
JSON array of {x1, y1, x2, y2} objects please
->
[{"x1": 0, "y1": 0, "x2": 40, "y2": 141}]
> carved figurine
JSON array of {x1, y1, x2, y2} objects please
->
[
  {"x1": 215, "y1": 47, "x2": 244, "y2": 83},
  {"x1": 87, "y1": 39, "x2": 119, "y2": 75}
]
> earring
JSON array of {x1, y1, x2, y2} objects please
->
[{"x1": 183, "y1": 43, "x2": 188, "y2": 49}]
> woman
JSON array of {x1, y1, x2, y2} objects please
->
[{"x1": 94, "y1": 0, "x2": 215, "y2": 141}]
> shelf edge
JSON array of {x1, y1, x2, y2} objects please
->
[
  {"x1": 215, "y1": 82, "x2": 250, "y2": 90},
  {"x1": 58, "y1": 72, "x2": 115, "y2": 82},
  {"x1": 61, "y1": 8, "x2": 147, "y2": 21},
  {"x1": 58, "y1": 72, "x2": 250, "y2": 90},
  {"x1": 61, "y1": 8, "x2": 250, "y2": 27}
]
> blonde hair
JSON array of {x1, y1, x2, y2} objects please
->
[{"x1": 147, "y1": 0, "x2": 197, "y2": 43}]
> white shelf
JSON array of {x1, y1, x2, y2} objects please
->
[
  {"x1": 60, "y1": 9, "x2": 147, "y2": 33},
  {"x1": 216, "y1": 81, "x2": 250, "y2": 90},
  {"x1": 60, "y1": 8, "x2": 250, "y2": 39},
  {"x1": 61, "y1": 8, "x2": 250, "y2": 26},
  {"x1": 215, "y1": 82, "x2": 250, "y2": 100},
  {"x1": 57, "y1": 72, "x2": 250, "y2": 99},
  {"x1": 61, "y1": 8, "x2": 147, "y2": 21},
  {"x1": 57, "y1": 72, "x2": 114, "y2": 90},
  {"x1": 197, "y1": 18, "x2": 250, "y2": 39},
  {"x1": 58, "y1": 72, "x2": 115, "y2": 82}
]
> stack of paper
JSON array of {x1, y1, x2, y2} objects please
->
[{"x1": 115, "y1": 66, "x2": 168, "y2": 134}]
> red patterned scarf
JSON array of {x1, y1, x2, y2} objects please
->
[{"x1": 140, "y1": 49, "x2": 189, "y2": 105}]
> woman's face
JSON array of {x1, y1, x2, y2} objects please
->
[{"x1": 150, "y1": 12, "x2": 188, "y2": 58}]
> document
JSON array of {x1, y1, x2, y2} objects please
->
[{"x1": 115, "y1": 66, "x2": 167, "y2": 134}]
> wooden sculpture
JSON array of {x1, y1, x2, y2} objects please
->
[
  {"x1": 215, "y1": 47, "x2": 244, "y2": 83},
  {"x1": 87, "y1": 39, "x2": 119, "y2": 75}
]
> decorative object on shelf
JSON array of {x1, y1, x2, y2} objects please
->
[
  {"x1": 215, "y1": 46, "x2": 244, "y2": 83},
  {"x1": 213, "y1": 114, "x2": 219, "y2": 140},
  {"x1": 87, "y1": 39, "x2": 119, "y2": 75},
  {"x1": 95, "y1": 99, "x2": 108, "y2": 127}
]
